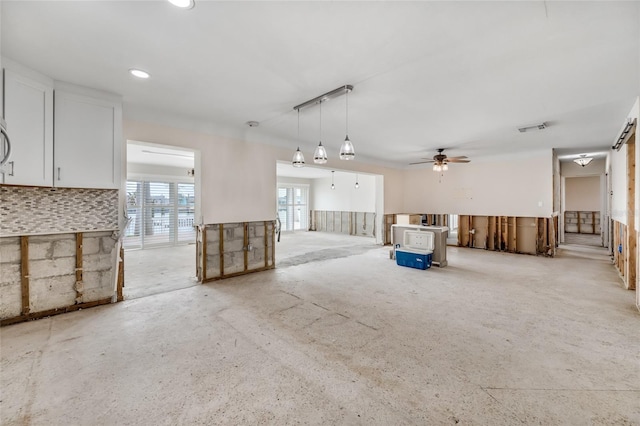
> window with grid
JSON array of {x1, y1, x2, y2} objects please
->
[
  {"x1": 124, "y1": 180, "x2": 195, "y2": 249},
  {"x1": 277, "y1": 185, "x2": 308, "y2": 231}
]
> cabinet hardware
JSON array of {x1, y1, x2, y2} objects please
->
[
  {"x1": 8, "y1": 161, "x2": 14, "y2": 176},
  {"x1": 57, "y1": 167, "x2": 61, "y2": 181}
]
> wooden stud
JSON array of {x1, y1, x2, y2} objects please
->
[
  {"x1": 1, "y1": 297, "x2": 113, "y2": 327},
  {"x1": 535, "y1": 219, "x2": 541, "y2": 254},
  {"x1": 626, "y1": 135, "x2": 636, "y2": 290},
  {"x1": 219, "y1": 224, "x2": 225, "y2": 277},
  {"x1": 20, "y1": 236, "x2": 30, "y2": 316},
  {"x1": 75, "y1": 233, "x2": 84, "y2": 303},
  {"x1": 117, "y1": 246, "x2": 124, "y2": 301},
  {"x1": 577, "y1": 211, "x2": 581, "y2": 234},
  {"x1": 264, "y1": 222, "x2": 269, "y2": 268},
  {"x1": 202, "y1": 226, "x2": 207, "y2": 282},
  {"x1": 592, "y1": 212, "x2": 596, "y2": 234},
  {"x1": 511, "y1": 217, "x2": 517, "y2": 253},
  {"x1": 271, "y1": 220, "x2": 276, "y2": 265},
  {"x1": 548, "y1": 217, "x2": 556, "y2": 256},
  {"x1": 244, "y1": 222, "x2": 249, "y2": 272},
  {"x1": 484, "y1": 216, "x2": 489, "y2": 250}
]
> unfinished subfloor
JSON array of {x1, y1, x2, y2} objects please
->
[
  {"x1": 1, "y1": 242, "x2": 638, "y2": 424},
  {"x1": 124, "y1": 244, "x2": 197, "y2": 299}
]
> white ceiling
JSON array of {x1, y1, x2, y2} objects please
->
[
  {"x1": 2, "y1": 1, "x2": 638, "y2": 169},
  {"x1": 127, "y1": 141, "x2": 195, "y2": 168}
]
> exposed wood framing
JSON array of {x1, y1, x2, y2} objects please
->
[
  {"x1": 244, "y1": 222, "x2": 249, "y2": 272},
  {"x1": 202, "y1": 226, "x2": 207, "y2": 282},
  {"x1": 264, "y1": 222, "x2": 268, "y2": 268},
  {"x1": 626, "y1": 135, "x2": 636, "y2": 290},
  {"x1": 20, "y1": 236, "x2": 30, "y2": 316},
  {"x1": 577, "y1": 211, "x2": 581, "y2": 234},
  {"x1": 2, "y1": 297, "x2": 113, "y2": 327},
  {"x1": 219, "y1": 224, "x2": 224, "y2": 277},
  {"x1": 592, "y1": 212, "x2": 596, "y2": 234},
  {"x1": 455, "y1": 215, "x2": 554, "y2": 257},
  {"x1": 75, "y1": 232, "x2": 84, "y2": 303},
  {"x1": 117, "y1": 246, "x2": 124, "y2": 302},
  {"x1": 271, "y1": 220, "x2": 276, "y2": 265}
]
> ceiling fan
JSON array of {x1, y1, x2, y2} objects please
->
[{"x1": 410, "y1": 148, "x2": 470, "y2": 171}]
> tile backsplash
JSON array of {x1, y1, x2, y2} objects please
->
[{"x1": 0, "y1": 186, "x2": 119, "y2": 236}]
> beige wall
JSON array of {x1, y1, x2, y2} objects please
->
[
  {"x1": 123, "y1": 119, "x2": 406, "y2": 224},
  {"x1": 565, "y1": 176, "x2": 601, "y2": 211},
  {"x1": 403, "y1": 150, "x2": 553, "y2": 217}
]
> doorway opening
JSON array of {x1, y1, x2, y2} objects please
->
[
  {"x1": 558, "y1": 153, "x2": 608, "y2": 260},
  {"x1": 124, "y1": 140, "x2": 200, "y2": 299},
  {"x1": 275, "y1": 161, "x2": 383, "y2": 266}
]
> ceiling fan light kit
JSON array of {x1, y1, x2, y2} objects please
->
[
  {"x1": 411, "y1": 148, "x2": 469, "y2": 172},
  {"x1": 291, "y1": 85, "x2": 354, "y2": 167}
]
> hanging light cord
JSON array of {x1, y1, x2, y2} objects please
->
[
  {"x1": 297, "y1": 109, "x2": 300, "y2": 140},
  {"x1": 319, "y1": 101, "x2": 322, "y2": 142},
  {"x1": 345, "y1": 88, "x2": 349, "y2": 135}
]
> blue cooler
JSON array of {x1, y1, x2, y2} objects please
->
[{"x1": 395, "y1": 230, "x2": 434, "y2": 270}]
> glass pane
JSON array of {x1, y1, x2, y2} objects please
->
[{"x1": 177, "y1": 183, "x2": 196, "y2": 243}]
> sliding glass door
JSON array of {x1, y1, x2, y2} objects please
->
[
  {"x1": 277, "y1": 185, "x2": 308, "y2": 231},
  {"x1": 124, "y1": 180, "x2": 195, "y2": 249}
]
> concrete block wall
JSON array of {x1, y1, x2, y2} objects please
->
[
  {"x1": 0, "y1": 237, "x2": 22, "y2": 319},
  {"x1": 311, "y1": 211, "x2": 375, "y2": 237},
  {"x1": 198, "y1": 221, "x2": 275, "y2": 282},
  {"x1": 224, "y1": 223, "x2": 245, "y2": 275},
  {"x1": 248, "y1": 221, "x2": 274, "y2": 270},
  {"x1": 0, "y1": 231, "x2": 117, "y2": 322},
  {"x1": 203, "y1": 224, "x2": 221, "y2": 279},
  {"x1": 565, "y1": 211, "x2": 601, "y2": 234}
]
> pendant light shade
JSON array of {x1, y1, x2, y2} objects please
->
[
  {"x1": 314, "y1": 143, "x2": 328, "y2": 164},
  {"x1": 340, "y1": 137, "x2": 355, "y2": 160},
  {"x1": 292, "y1": 110, "x2": 305, "y2": 167},
  {"x1": 314, "y1": 102, "x2": 328, "y2": 164},
  {"x1": 292, "y1": 147, "x2": 305, "y2": 167},
  {"x1": 339, "y1": 88, "x2": 355, "y2": 160}
]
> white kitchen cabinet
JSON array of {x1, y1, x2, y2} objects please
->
[
  {"x1": 53, "y1": 83, "x2": 122, "y2": 189},
  {"x1": 2, "y1": 67, "x2": 54, "y2": 186}
]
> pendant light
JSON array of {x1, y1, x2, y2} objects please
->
[
  {"x1": 313, "y1": 102, "x2": 328, "y2": 164},
  {"x1": 331, "y1": 171, "x2": 335, "y2": 189},
  {"x1": 355, "y1": 173, "x2": 359, "y2": 189},
  {"x1": 339, "y1": 88, "x2": 355, "y2": 160},
  {"x1": 292, "y1": 109, "x2": 305, "y2": 167}
]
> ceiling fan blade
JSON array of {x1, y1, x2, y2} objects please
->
[
  {"x1": 409, "y1": 160, "x2": 434, "y2": 165},
  {"x1": 446, "y1": 155, "x2": 468, "y2": 160},
  {"x1": 446, "y1": 159, "x2": 470, "y2": 163}
]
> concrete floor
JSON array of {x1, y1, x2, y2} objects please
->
[
  {"x1": 2, "y1": 238, "x2": 639, "y2": 424},
  {"x1": 123, "y1": 232, "x2": 378, "y2": 300},
  {"x1": 564, "y1": 232, "x2": 603, "y2": 247},
  {"x1": 124, "y1": 244, "x2": 198, "y2": 299}
]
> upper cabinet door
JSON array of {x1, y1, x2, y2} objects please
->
[
  {"x1": 53, "y1": 88, "x2": 122, "y2": 189},
  {"x1": 2, "y1": 69, "x2": 54, "y2": 186}
]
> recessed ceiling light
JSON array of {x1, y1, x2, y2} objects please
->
[
  {"x1": 168, "y1": 0, "x2": 195, "y2": 9},
  {"x1": 129, "y1": 69, "x2": 150, "y2": 79}
]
